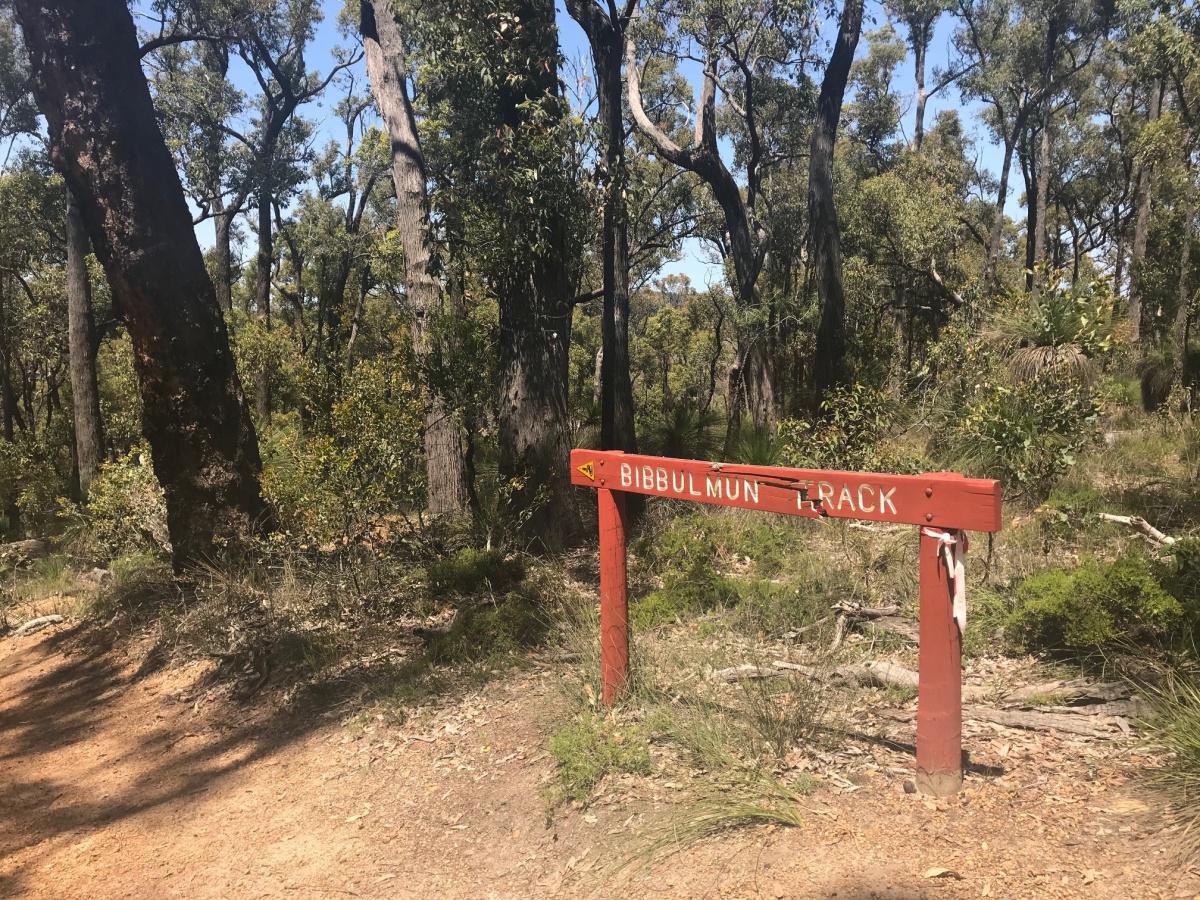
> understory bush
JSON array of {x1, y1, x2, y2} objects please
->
[
  {"x1": 426, "y1": 590, "x2": 550, "y2": 664},
  {"x1": 549, "y1": 714, "x2": 652, "y2": 802},
  {"x1": 777, "y1": 383, "x2": 919, "y2": 473},
  {"x1": 1005, "y1": 553, "x2": 1189, "y2": 653},
  {"x1": 428, "y1": 548, "x2": 524, "y2": 597},
  {"x1": 947, "y1": 368, "x2": 1099, "y2": 499},
  {"x1": 73, "y1": 447, "x2": 169, "y2": 560}
]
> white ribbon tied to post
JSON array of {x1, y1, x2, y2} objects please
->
[{"x1": 921, "y1": 527, "x2": 968, "y2": 633}]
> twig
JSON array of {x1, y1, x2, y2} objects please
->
[{"x1": 1099, "y1": 512, "x2": 1176, "y2": 546}]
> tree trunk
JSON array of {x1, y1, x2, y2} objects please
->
[
  {"x1": 566, "y1": 0, "x2": 638, "y2": 456},
  {"x1": 360, "y1": 0, "x2": 471, "y2": 516},
  {"x1": 0, "y1": 278, "x2": 20, "y2": 537},
  {"x1": 626, "y1": 37, "x2": 774, "y2": 430},
  {"x1": 1033, "y1": 18, "x2": 1058, "y2": 282},
  {"x1": 495, "y1": 0, "x2": 580, "y2": 547},
  {"x1": 15, "y1": 0, "x2": 267, "y2": 567},
  {"x1": 254, "y1": 178, "x2": 272, "y2": 423},
  {"x1": 984, "y1": 133, "x2": 1017, "y2": 289},
  {"x1": 212, "y1": 202, "x2": 233, "y2": 312},
  {"x1": 65, "y1": 186, "x2": 105, "y2": 498},
  {"x1": 808, "y1": 0, "x2": 864, "y2": 411},
  {"x1": 202, "y1": 42, "x2": 233, "y2": 313},
  {"x1": 1176, "y1": 197, "x2": 1195, "y2": 396},
  {"x1": 1129, "y1": 79, "x2": 1163, "y2": 344},
  {"x1": 1019, "y1": 126, "x2": 1037, "y2": 290},
  {"x1": 912, "y1": 32, "x2": 927, "y2": 151}
]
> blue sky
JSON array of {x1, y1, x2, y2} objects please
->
[{"x1": 196, "y1": 0, "x2": 1010, "y2": 287}]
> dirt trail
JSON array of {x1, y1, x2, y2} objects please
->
[{"x1": 1, "y1": 625, "x2": 1197, "y2": 899}]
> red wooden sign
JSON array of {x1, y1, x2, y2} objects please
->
[{"x1": 570, "y1": 448, "x2": 1003, "y2": 797}]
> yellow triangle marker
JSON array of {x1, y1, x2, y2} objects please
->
[{"x1": 577, "y1": 460, "x2": 595, "y2": 482}]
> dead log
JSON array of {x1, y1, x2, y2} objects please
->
[
  {"x1": 882, "y1": 705, "x2": 1121, "y2": 737},
  {"x1": 1003, "y1": 678, "x2": 1130, "y2": 706},
  {"x1": 1099, "y1": 513, "x2": 1175, "y2": 546},
  {"x1": 12, "y1": 614, "x2": 65, "y2": 636},
  {"x1": 963, "y1": 705, "x2": 1123, "y2": 738},
  {"x1": 833, "y1": 602, "x2": 900, "y2": 619},
  {"x1": 862, "y1": 616, "x2": 919, "y2": 644},
  {"x1": 710, "y1": 663, "x2": 790, "y2": 682}
]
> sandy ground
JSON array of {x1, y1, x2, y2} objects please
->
[{"x1": 2, "y1": 623, "x2": 1199, "y2": 899}]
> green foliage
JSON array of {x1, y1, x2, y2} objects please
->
[
  {"x1": 428, "y1": 549, "x2": 525, "y2": 597},
  {"x1": 947, "y1": 369, "x2": 1099, "y2": 498},
  {"x1": 1005, "y1": 554, "x2": 1185, "y2": 653},
  {"x1": 549, "y1": 714, "x2": 652, "y2": 802},
  {"x1": 778, "y1": 383, "x2": 918, "y2": 472},
  {"x1": 630, "y1": 511, "x2": 839, "y2": 632},
  {"x1": 993, "y1": 273, "x2": 1115, "y2": 383},
  {"x1": 0, "y1": 430, "x2": 70, "y2": 537},
  {"x1": 72, "y1": 447, "x2": 169, "y2": 561},
  {"x1": 260, "y1": 358, "x2": 425, "y2": 546},
  {"x1": 426, "y1": 590, "x2": 550, "y2": 664}
]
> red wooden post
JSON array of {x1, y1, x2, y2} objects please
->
[
  {"x1": 916, "y1": 527, "x2": 963, "y2": 796},
  {"x1": 597, "y1": 486, "x2": 629, "y2": 705}
]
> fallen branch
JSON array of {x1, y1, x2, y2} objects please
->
[
  {"x1": 862, "y1": 616, "x2": 919, "y2": 644},
  {"x1": 1003, "y1": 678, "x2": 1131, "y2": 706},
  {"x1": 1099, "y1": 513, "x2": 1175, "y2": 546},
  {"x1": 834, "y1": 603, "x2": 900, "y2": 619},
  {"x1": 962, "y1": 705, "x2": 1124, "y2": 738},
  {"x1": 882, "y1": 705, "x2": 1120, "y2": 737},
  {"x1": 12, "y1": 614, "x2": 64, "y2": 636}
]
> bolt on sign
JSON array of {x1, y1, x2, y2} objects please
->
[{"x1": 570, "y1": 449, "x2": 1003, "y2": 798}]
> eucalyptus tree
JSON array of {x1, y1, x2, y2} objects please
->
[
  {"x1": 409, "y1": 0, "x2": 587, "y2": 545},
  {"x1": 566, "y1": 0, "x2": 639, "y2": 457},
  {"x1": 13, "y1": 0, "x2": 267, "y2": 566},
  {"x1": 953, "y1": 0, "x2": 1042, "y2": 287},
  {"x1": 808, "y1": 0, "x2": 864, "y2": 409},
  {"x1": 626, "y1": 0, "x2": 819, "y2": 430},
  {"x1": 357, "y1": 0, "x2": 471, "y2": 516},
  {"x1": 884, "y1": 0, "x2": 957, "y2": 150}
]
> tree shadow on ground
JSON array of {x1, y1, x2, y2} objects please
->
[{"x1": 0, "y1": 621, "x2": 498, "y2": 895}]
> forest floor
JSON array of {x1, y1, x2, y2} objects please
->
[{"x1": 3, "y1": 614, "x2": 1200, "y2": 899}]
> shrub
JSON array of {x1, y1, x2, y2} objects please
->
[
  {"x1": 947, "y1": 368, "x2": 1099, "y2": 498},
  {"x1": 428, "y1": 548, "x2": 524, "y2": 597},
  {"x1": 75, "y1": 447, "x2": 169, "y2": 560},
  {"x1": 1005, "y1": 554, "x2": 1184, "y2": 653},
  {"x1": 427, "y1": 590, "x2": 549, "y2": 663},
  {"x1": 549, "y1": 714, "x2": 651, "y2": 802},
  {"x1": 778, "y1": 383, "x2": 917, "y2": 473},
  {"x1": 0, "y1": 429, "x2": 72, "y2": 537},
  {"x1": 259, "y1": 358, "x2": 425, "y2": 547}
]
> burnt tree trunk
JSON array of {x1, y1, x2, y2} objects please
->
[
  {"x1": 15, "y1": 0, "x2": 267, "y2": 567},
  {"x1": 566, "y1": 0, "x2": 638, "y2": 456},
  {"x1": 360, "y1": 0, "x2": 471, "y2": 516},
  {"x1": 494, "y1": 0, "x2": 580, "y2": 547},
  {"x1": 65, "y1": 186, "x2": 105, "y2": 498},
  {"x1": 808, "y1": 0, "x2": 863, "y2": 411}
]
